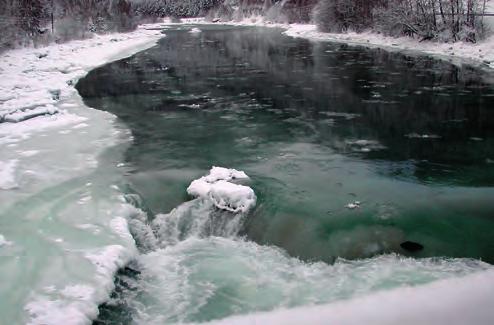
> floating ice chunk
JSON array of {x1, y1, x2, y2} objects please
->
[
  {"x1": 319, "y1": 111, "x2": 360, "y2": 120},
  {"x1": 405, "y1": 133, "x2": 441, "y2": 139},
  {"x1": 189, "y1": 28, "x2": 202, "y2": 34},
  {"x1": 187, "y1": 167, "x2": 256, "y2": 213},
  {"x1": 346, "y1": 139, "x2": 386, "y2": 152},
  {"x1": 346, "y1": 201, "x2": 361, "y2": 209}
]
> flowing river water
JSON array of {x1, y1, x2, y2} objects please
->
[{"x1": 75, "y1": 25, "x2": 494, "y2": 324}]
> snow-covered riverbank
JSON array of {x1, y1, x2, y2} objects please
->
[
  {"x1": 0, "y1": 25, "x2": 162, "y2": 324},
  {"x1": 179, "y1": 7, "x2": 494, "y2": 72},
  {"x1": 284, "y1": 23, "x2": 494, "y2": 70}
]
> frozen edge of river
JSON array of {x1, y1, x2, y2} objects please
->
[{"x1": 0, "y1": 24, "x2": 163, "y2": 324}]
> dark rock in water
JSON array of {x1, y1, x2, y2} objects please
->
[{"x1": 400, "y1": 241, "x2": 424, "y2": 252}]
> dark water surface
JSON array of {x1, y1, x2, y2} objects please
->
[{"x1": 76, "y1": 25, "x2": 494, "y2": 323}]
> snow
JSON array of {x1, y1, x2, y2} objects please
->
[
  {"x1": 346, "y1": 201, "x2": 361, "y2": 209},
  {"x1": 284, "y1": 23, "x2": 494, "y2": 71},
  {"x1": 0, "y1": 22, "x2": 163, "y2": 325},
  {"x1": 207, "y1": 269, "x2": 494, "y2": 325},
  {"x1": 181, "y1": 2, "x2": 494, "y2": 72},
  {"x1": 0, "y1": 159, "x2": 18, "y2": 190},
  {"x1": 0, "y1": 24, "x2": 163, "y2": 144},
  {"x1": 2, "y1": 104, "x2": 58, "y2": 123},
  {"x1": 187, "y1": 167, "x2": 256, "y2": 213}
]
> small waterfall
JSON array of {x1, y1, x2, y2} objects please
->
[{"x1": 126, "y1": 167, "x2": 255, "y2": 252}]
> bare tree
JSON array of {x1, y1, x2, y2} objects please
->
[{"x1": 314, "y1": 0, "x2": 487, "y2": 42}]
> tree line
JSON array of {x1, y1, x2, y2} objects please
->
[
  {"x1": 0, "y1": 0, "x2": 224, "y2": 50},
  {"x1": 314, "y1": 0, "x2": 489, "y2": 42},
  {"x1": 0, "y1": 0, "x2": 489, "y2": 51}
]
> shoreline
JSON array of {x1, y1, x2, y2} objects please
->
[
  {"x1": 174, "y1": 17, "x2": 494, "y2": 76},
  {"x1": 0, "y1": 23, "x2": 164, "y2": 324}
]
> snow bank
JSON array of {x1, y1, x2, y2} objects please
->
[
  {"x1": 187, "y1": 167, "x2": 256, "y2": 213},
  {"x1": 208, "y1": 269, "x2": 494, "y2": 325},
  {"x1": 182, "y1": 11, "x2": 494, "y2": 71},
  {"x1": 284, "y1": 24, "x2": 494, "y2": 70},
  {"x1": 0, "y1": 23, "x2": 163, "y2": 142}
]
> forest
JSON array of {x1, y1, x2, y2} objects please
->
[{"x1": 0, "y1": 0, "x2": 489, "y2": 50}]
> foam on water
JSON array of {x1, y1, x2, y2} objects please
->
[
  {"x1": 103, "y1": 167, "x2": 493, "y2": 324},
  {"x1": 121, "y1": 230, "x2": 492, "y2": 324}
]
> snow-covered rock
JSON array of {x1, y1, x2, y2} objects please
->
[{"x1": 187, "y1": 167, "x2": 256, "y2": 213}]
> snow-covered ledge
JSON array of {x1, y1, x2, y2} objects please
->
[{"x1": 0, "y1": 24, "x2": 163, "y2": 136}]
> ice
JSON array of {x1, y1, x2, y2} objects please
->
[
  {"x1": 189, "y1": 27, "x2": 202, "y2": 34},
  {"x1": 405, "y1": 133, "x2": 441, "y2": 139},
  {"x1": 0, "y1": 159, "x2": 18, "y2": 190},
  {"x1": 0, "y1": 234, "x2": 12, "y2": 247},
  {"x1": 346, "y1": 201, "x2": 361, "y2": 209},
  {"x1": 2, "y1": 104, "x2": 58, "y2": 123},
  {"x1": 0, "y1": 21, "x2": 164, "y2": 325},
  {"x1": 18, "y1": 150, "x2": 40, "y2": 157},
  {"x1": 208, "y1": 269, "x2": 494, "y2": 325},
  {"x1": 187, "y1": 167, "x2": 256, "y2": 213}
]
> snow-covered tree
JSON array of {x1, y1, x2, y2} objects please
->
[{"x1": 314, "y1": 0, "x2": 487, "y2": 42}]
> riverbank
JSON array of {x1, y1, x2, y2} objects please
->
[
  {"x1": 0, "y1": 24, "x2": 163, "y2": 324},
  {"x1": 284, "y1": 23, "x2": 494, "y2": 70},
  {"x1": 176, "y1": 14, "x2": 494, "y2": 72}
]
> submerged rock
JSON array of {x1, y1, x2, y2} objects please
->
[{"x1": 400, "y1": 241, "x2": 424, "y2": 252}]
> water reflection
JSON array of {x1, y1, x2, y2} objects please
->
[
  {"x1": 77, "y1": 26, "x2": 494, "y2": 264},
  {"x1": 78, "y1": 26, "x2": 494, "y2": 186}
]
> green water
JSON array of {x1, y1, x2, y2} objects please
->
[{"x1": 75, "y1": 25, "x2": 494, "y2": 323}]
